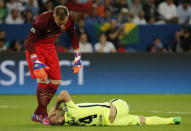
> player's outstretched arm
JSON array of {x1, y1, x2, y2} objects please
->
[{"x1": 67, "y1": 16, "x2": 82, "y2": 74}]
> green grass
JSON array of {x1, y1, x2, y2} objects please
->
[{"x1": 0, "y1": 94, "x2": 191, "y2": 131}]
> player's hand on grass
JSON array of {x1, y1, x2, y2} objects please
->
[
  {"x1": 31, "y1": 54, "x2": 49, "y2": 79},
  {"x1": 73, "y1": 51, "x2": 82, "y2": 74}
]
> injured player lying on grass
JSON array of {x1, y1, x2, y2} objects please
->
[{"x1": 48, "y1": 90, "x2": 181, "y2": 126}]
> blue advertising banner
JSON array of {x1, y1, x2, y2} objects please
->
[{"x1": 0, "y1": 53, "x2": 191, "y2": 94}]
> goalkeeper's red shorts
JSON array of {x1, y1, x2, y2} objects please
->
[{"x1": 25, "y1": 44, "x2": 61, "y2": 80}]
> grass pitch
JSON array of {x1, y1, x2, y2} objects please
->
[{"x1": 0, "y1": 94, "x2": 191, "y2": 131}]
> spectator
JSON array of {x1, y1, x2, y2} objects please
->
[
  {"x1": 20, "y1": 0, "x2": 29, "y2": 5},
  {"x1": 59, "y1": 0, "x2": 68, "y2": 5},
  {"x1": 171, "y1": 31, "x2": 183, "y2": 52},
  {"x1": 76, "y1": 18, "x2": 87, "y2": 37},
  {"x1": 9, "y1": 40, "x2": 23, "y2": 52},
  {"x1": 0, "y1": 38, "x2": 7, "y2": 52},
  {"x1": 102, "y1": 8, "x2": 114, "y2": 23},
  {"x1": 142, "y1": 0, "x2": 159, "y2": 22},
  {"x1": 118, "y1": 0, "x2": 128, "y2": 9},
  {"x1": 179, "y1": 27, "x2": 191, "y2": 52},
  {"x1": 85, "y1": 5, "x2": 103, "y2": 24},
  {"x1": 62, "y1": 0, "x2": 92, "y2": 23},
  {"x1": 95, "y1": 33, "x2": 117, "y2": 53},
  {"x1": 5, "y1": 9, "x2": 23, "y2": 24},
  {"x1": 128, "y1": 0, "x2": 143, "y2": 17},
  {"x1": 104, "y1": 0, "x2": 113, "y2": 12},
  {"x1": 148, "y1": 37, "x2": 167, "y2": 53},
  {"x1": 0, "y1": 30, "x2": 10, "y2": 48},
  {"x1": 25, "y1": 0, "x2": 39, "y2": 16},
  {"x1": 23, "y1": 9, "x2": 34, "y2": 24},
  {"x1": 6, "y1": 0, "x2": 25, "y2": 13},
  {"x1": 177, "y1": 0, "x2": 191, "y2": 24},
  {"x1": 45, "y1": 0, "x2": 54, "y2": 11},
  {"x1": 66, "y1": 0, "x2": 92, "y2": 13},
  {"x1": 0, "y1": 29, "x2": 5, "y2": 39},
  {"x1": 112, "y1": 0, "x2": 121, "y2": 14},
  {"x1": 20, "y1": 0, "x2": 38, "y2": 7},
  {"x1": 54, "y1": 39, "x2": 68, "y2": 52},
  {"x1": 117, "y1": 7, "x2": 130, "y2": 24},
  {"x1": 132, "y1": 10, "x2": 147, "y2": 25},
  {"x1": 155, "y1": 0, "x2": 165, "y2": 7},
  {"x1": 79, "y1": 33, "x2": 93, "y2": 53},
  {"x1": 113, "y1": 0, "x2": 128, "y2": 16},
  {"x1": 0, "y1": 0, "x2": 7, "y2": 23},
  {"x1": 148, "y1": 16, "x2": 156, "y2": 24},
  {"x1": 95, "y1": 0, "x2": 105, "y2": 18},
  {"x1": 106, "y1": 19, "x2": 123, "y2": 49},
  {"x1": 37, "y1": 0, "x2": 50, "y2": 13},
  {"x1": 158, "y1": 0, "x2": 178, "y2": 24},
  {"x1": 148, "y1": 16, "x2": 166, "y2": 25}
]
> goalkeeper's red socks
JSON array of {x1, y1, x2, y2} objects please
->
[
  {"x1": 34, "y1": 83, "x2": 58, "y2": 118},
  {"x1": 47, "y1": 82, "x2": 58, "y2": 103},
  {"x1": 34, "y1": 83, "x2": 49, "y2": 117}
]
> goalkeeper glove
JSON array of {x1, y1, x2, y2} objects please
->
[
  {"x1": 73, "y1": 51, "x2": 82, "y2": 74},
  {"x1": 31, "y1": 55, "x2": 49, "y2": 79}
]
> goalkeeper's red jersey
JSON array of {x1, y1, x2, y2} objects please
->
[{"x1": 25, "y1": 11, "x2": 79, "y2": 54}]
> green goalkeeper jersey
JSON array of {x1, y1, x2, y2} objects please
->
[{"x1": 63, "y1": 100, "x2": 111, "y2": 126}]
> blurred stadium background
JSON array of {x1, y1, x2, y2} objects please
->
[{"x1": 0, "y1": 0, "x2": 191, "y2": 131}]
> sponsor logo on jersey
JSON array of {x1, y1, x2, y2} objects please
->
[{"x1": 31, "y1": 27, "x2": 36, "y2": 33}]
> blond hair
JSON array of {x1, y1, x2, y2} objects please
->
[{"x1": 54, "y1": 5, "x2": 69, "y2": 20}]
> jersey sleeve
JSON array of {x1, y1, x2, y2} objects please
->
[
  {"x1": 25, "y1": 16, "x2": 46, "y2": 54},
  {"x1": 67, "y1": 16, "x2": 79, "y2": 50},
  {"x1": 65, "y1": 100, "x2": 78, "y2": 108}
]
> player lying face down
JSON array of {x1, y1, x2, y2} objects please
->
[{"x1": 48, "y1": 90, "x2": 181, "y2": 126}]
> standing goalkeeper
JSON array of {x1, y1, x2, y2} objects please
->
[{"x1": 25, "y1": 5, "x2": 81, "y2": 125}]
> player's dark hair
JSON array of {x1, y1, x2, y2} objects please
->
[{"x1": 55, "y1": 5, "x2": 69, "y2": 20}]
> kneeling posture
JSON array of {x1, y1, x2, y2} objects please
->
[{"x1": 48, "y1": 90, "x2": 181, "y2": 126}]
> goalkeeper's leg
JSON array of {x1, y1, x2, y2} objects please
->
[{"x1": 32, "y1": 79, "x2": 60, "y2": 125}]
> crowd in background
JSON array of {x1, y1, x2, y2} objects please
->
[{"x1": 0, "y1": 0, "x2": 191, "y2": 53}]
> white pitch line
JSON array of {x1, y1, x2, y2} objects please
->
[
  {"x1": 0, "y1": 105, "x2": 21, "y2": 109},
  {"x1": 132, "y1": 110, "x2": 191, "y2": 115}
]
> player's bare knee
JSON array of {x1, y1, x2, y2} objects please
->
[
  {"x1": 49, "y1": 80, "x2": 61, "y2": 85},
  {"x1": 139, "y1": 116, "x2": 146, "y2": 125},
  {"x1": 37, "y1": 78, "x2": 48, "y2": 83}
]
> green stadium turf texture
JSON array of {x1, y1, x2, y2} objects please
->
[{"x1": 0, "y1": 94, "x2": 190, "y2": 131}]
